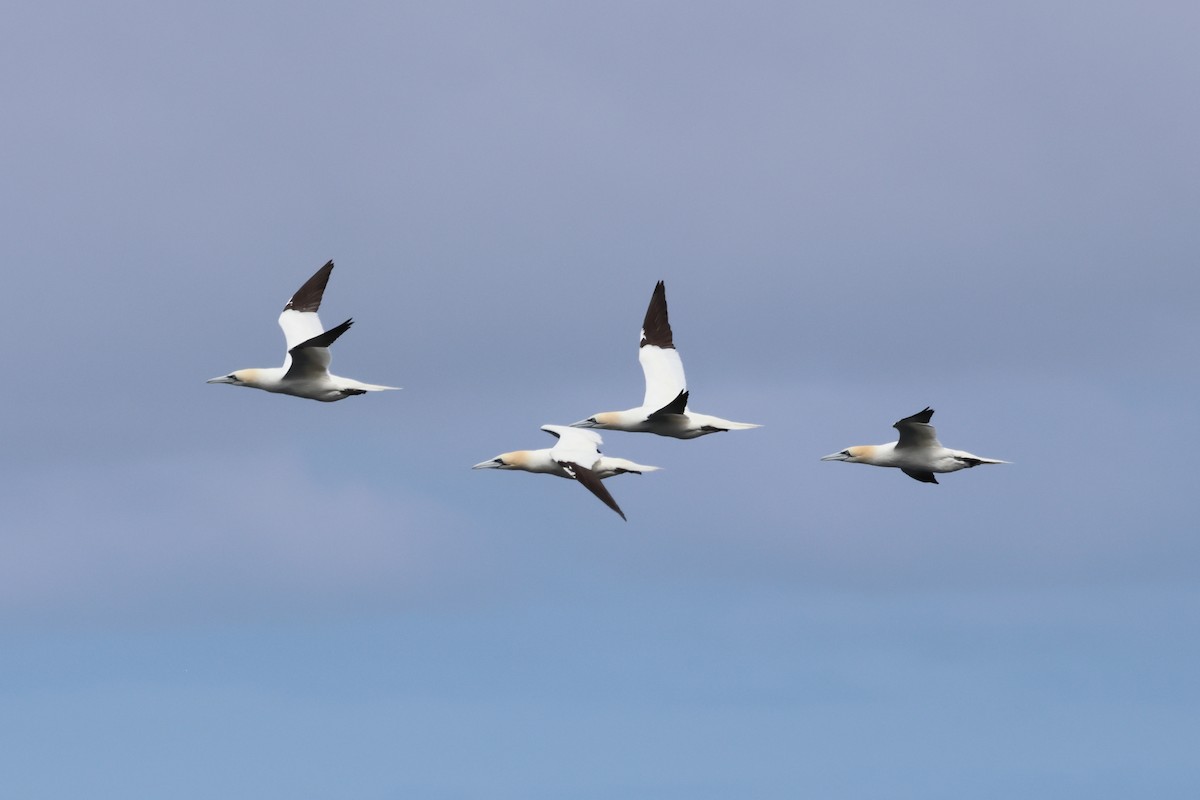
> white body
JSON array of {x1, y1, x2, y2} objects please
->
[
  {"x1": 208, "y1": 365, "x2": 397, "y2": 403},
  {"x1": 821, "y1": 407, "x2": 1007, "y2": 484},
  {"x1": 207, "y1": 261, "x2": 398, "y2": 402},
  {"x1": 572, "y1": 281, "x2": 759, "y2": 439},
  {"x1": 472, "y1": 425, "x2": 660, "y2": 519},
  {"x1": 577, "y1": 406, "x2": 760, "y2": 440}
]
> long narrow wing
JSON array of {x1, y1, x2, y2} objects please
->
[
  {"x1": 283, "y1": 318, "x2": 352, "y2": 380},
  {"x1": 562, "y1": 462, "x2": 627, "y2": 520},
  {"x1": 639, "y1": 281, "x2": 687, "y2": 411},
  {"x1": 278, "y1": 261, "x2": 334, "y2": 357},
  {"x1": 894, "y1": 407, "x2": 942, "y2": 451}
]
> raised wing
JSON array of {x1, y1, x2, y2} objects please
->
[
  {"x1": 283, "y1": 318, "x2": 352, "y2": 380},
  {"x1": 641, "y1": 281, "x2": 674, "y2": 349},
  {"x1": 639, "y1": 346, "x2": 687, "y2": 412},
  {"x1": 894, "y1": 407, "x2": 941, "y2": 451},
  {"x1": 285, "y1": 260, "x2": 335, "y2": 313},
  {"x1": 638, "y1": 281, "x2": 688, "y2": 411},
  {"x1": 278, "y1": 261, "x2": 334, "y2": 354}
]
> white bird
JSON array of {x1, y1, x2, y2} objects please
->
[
  {"x1": 821, "y1": 407, "x2": 1008, "y2": 484},
  {"x1": 472, "y1": 425, "x2": 661, "y2": 520},
  {"x1": 206, "y1": 260, "x2": 399, "y2": 402},
  {"x1": 571, "y1": 281, "x2": 760, "y2": 439}
]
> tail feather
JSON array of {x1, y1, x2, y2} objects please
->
[
  {"x1": 596, "y1": 457, "x2": 661, "y2": 477},
  {"x1": 340, "y1": 380, "x2": 401, "y2": 392},
  {"x1": 959, "y1": 456, "x2": 1009, "y2": 467},
  {"x1": 701, "y1": 420, "x2": 761, "y2": 433}
]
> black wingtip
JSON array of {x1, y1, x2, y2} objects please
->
[
  {"x1": 640, "y1": 281, "x2": 674, "y2": 350},
  {"x1": 895, "y1": 406, "x2": 935, "y2": 429},
  {"x1": 284, "y1": 260, "x2": 335, "y2": 312}
]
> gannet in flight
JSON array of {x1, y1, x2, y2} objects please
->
[
  {"x1": 821, "y1": 407, "x2": 1008, "y2": 484},
  {"x1": 206, "y1": 260, "x2": 399, "y2": 402},
  {"x1": 473, "y1": 425, "x2": 661, "y2": 520},
  {"x1": 570, "y1": 281, "x2": 760, "y2": 439}
]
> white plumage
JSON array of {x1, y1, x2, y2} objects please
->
[
  {"x1": 206, "y1": 260, "x2": 399, "y2": 402},
  {"x1": 821, "y1": 407, "x2": 1008, "y2": 484},
  {"x1": 472, "y1": 425, "x2": 661, "y2": 520},
  {"x1": 571, "y1": 281, "x2": 760, "y2": 439}
]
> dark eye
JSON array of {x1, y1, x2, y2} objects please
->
[{"x1": 841, "y1": 450, "x2": 850, "y2": 456}]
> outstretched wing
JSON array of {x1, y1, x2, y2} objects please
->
[
  {"x1": 561, "y1": 462, "x2": 627, "y2": 520},
  {"x1": 894, "y1": 407, "x2": 941, "y2": 451},
  {"x1": 284, "y1": 318, "x2": 352, "y2": 380},
  {"x1": 638, "y1": 281, "x2": 687, "y2": 411}
]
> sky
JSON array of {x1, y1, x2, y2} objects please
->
[{"x1": 2, "y1": 1, "x2": 1198, "y2": 797}]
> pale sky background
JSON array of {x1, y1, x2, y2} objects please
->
[{"x1": 3, "y1": 1, "x2": 1198, "y2": 797}]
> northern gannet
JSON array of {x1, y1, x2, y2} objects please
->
[
  {"x1": 570, "y1": 281, "x2": 760, "y2": 439},
  {"x1": 472, "y1": 425, "x2": 661, "y2": 520},
  {"x1": 206, "y1": 260, "x2": 399, "y2": 402},
  {"x1": 821, "y1": 407, "x2": 1008, "y2": 484}
]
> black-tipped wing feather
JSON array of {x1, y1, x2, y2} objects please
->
[
  {"x1": 285, "y1": 260, "x2": 335, "y2": 313},
  {"x1": 640, "y1": 281, "x2": 674, "y2": 349},
  {"x1": 648, "y1": 389, "x2": 688, "y2": 419},
  {"x1": 563, "y1": 462, "x2": 627, "y2": 520},
  {"x1": 895, "y1": 407, "x2": 934, "y2": 428},
  {"x1": 902, "y1": 469, "x2": 939, "y2": 484},
  {"x1": 291, "y1": 318, "x2": 353, "y2": 352},
  {"x1": 284, "y1": 318, "x2": 352, "y2": 379},
  {"x1": 894, "y1": 407, "x2": 940, "y2": 450}
]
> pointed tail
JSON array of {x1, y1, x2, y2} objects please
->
[{"x1": 340, "y1": 379, "x2": 401, "y2": 392}]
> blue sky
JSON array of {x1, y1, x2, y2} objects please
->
[{"x1": 3, "y1": 2, "x2": 1198, "y2": 797}]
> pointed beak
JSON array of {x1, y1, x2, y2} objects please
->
[
  {"x1": 472, "y1": 458, "x2": 502, "y2": 470},
  {"x1": 570, "y1": 418, "x2": 598, "y2": 428},
  {"x1": 206, "y1": 375, "x2": 234, "y2": 384},
  {"x1": 821, "y1": 452, "x2": 850, "y2": 461}
]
